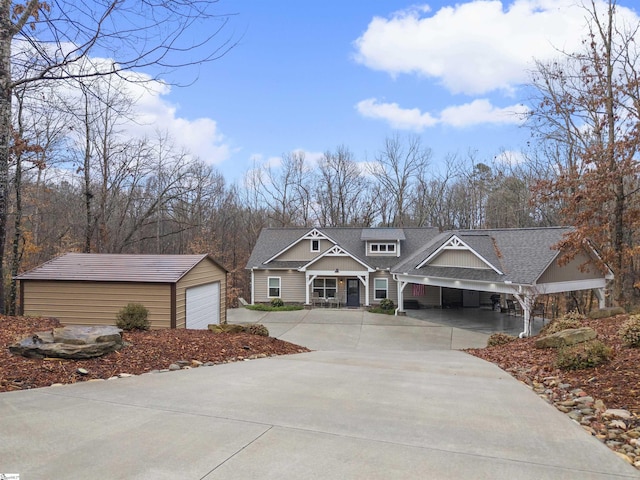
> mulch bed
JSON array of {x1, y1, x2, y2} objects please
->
[
  {"x1": 0, "y1": 315, "x2": 309, "y2": 392},
  {"x1": 467, "y1": 314, "x2": 640, "y2": 415}
]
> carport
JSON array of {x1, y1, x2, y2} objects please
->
[{"x1": 392, "y1": 228, "x2": 612, "y2": 337}]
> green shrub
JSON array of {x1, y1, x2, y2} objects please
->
[
  {"x1": 539, "y1": 310, "x2": 586, "y2": 336},
  {"x1": 116, "y1": 303, "x2": 150, "y2": 331},
  {"x1": 619, "y1": 314, "x2": 640, "y2": 347},
  {"x1": 379, "y1": 298, "x2": 395, "y2": 311},
  {"x1": 247, "y1": 323, "x2": 269, "y2": 337},
  {"x1": 368, "y1": 306, "x2": 395, "y2": 315},
  {"x1": 245, "y1": 303, "x2": 303, "y2": 312},
  {"x1": 270, "y1": 298, "x2": 284, "y2": 307},
  {"x1": 554, "y1": 340, "x2": 612, "y2": 370},
  {"x1": 588, "y1": 307, "x2": 625, "y2": 319},
  {"x1": 487, "y1": 333, "x2": 517, "y2": 347}
]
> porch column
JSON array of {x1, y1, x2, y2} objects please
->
[
  {"x1": 305, "y1": 274, "x2": 317, "y2": 305},
  {"x1": 354, "y1": 274, "x2": 371, "y2": 307}
]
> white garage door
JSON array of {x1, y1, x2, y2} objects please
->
[{"x1": 186, "y1": 282, "x2": 220, "y2": 329}]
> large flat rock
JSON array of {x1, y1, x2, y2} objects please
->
[{"x1": 9, "y1": 325, "x2": 123, "y2": 359}]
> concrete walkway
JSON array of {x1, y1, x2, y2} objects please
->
[{"x1": 1, "y1": 308, "x2": 638, "y2": 479}]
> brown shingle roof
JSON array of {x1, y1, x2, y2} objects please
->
[{"x1": 15, "y1": 253, "x2": 223, "y2": 283}]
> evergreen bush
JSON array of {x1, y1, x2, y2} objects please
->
[
  {"x1": 555, "y1": 340, "x2": 612, "y2": 370},
  {"x1": 116, "y1": 303, "x2": 150, "y2": 331},
  {"x1": 270, "y1": 298, "x2": 284, "y2": 307}
]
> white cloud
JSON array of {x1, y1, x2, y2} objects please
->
[
  {"x1": 356, "y1": 98, "x2": 438, "y2": 131},
  {"x1": 119, "y1": 77, "x2": 232, "y2": 166},
  {"x1": 356, "y1": 97, "x2": 527, "y2": 130},
  {"x1": 440, "y1": 99, "x2": 529, "y2": 127},
  {"x1": 494, "y1": 149, "x2": 526, "y2": 165},
  {"x1": 353, "y1": 0, "x2": 640, "y2": 95}
]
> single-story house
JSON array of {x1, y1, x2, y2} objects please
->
[
  {"x1": 246, "y1": 226, "x2": 612, "y2": 336},
  {"x1": 16, "y1": 253, "x2": 227, "y2": 329}
]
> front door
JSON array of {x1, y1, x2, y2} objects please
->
[{"x1": 346, "y1": 279, "x2": 359, "y2": 306}]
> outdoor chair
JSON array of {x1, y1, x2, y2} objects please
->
[
  {"x1": 532, "y1": 303, "x2": 546, "y2": 323},
  {"x1": 312, "y1": 292, "x2": 324, "y2": 308},
  {"x1": 505, "y1": 299, "x2": 522, "y2": 316}
]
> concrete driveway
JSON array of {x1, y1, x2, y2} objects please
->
[{"x1": 1, "y1": 308, "x2": 638, "y2": 479}]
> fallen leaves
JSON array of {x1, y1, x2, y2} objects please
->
[
  {"x1": 0, "y1": 315, "x2": 310, "y2": 392},
  {"x1": 468, "y1": 314, "x2": 640, "y2": 415}
]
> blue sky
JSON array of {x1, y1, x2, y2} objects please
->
[{"x1": 124, "y1": 0, "x2": 640, "y2": 183}]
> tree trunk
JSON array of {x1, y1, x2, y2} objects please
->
[{"x1": 0, "y1": 1, "x2": 13, "y2": 314}]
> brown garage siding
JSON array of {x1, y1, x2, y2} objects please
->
[
  {"x1": 21, "y1": 281, "x2": 173, "y2": 329},
  {"x1": 175, "y1": 258, "x2": 227, "y2": 328}
]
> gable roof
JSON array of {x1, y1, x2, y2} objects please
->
[
  {"x1": 16, "y1": 253, "x2": 226, "y2": 283},
  {"x1": 393, "y1": 227, "x2": 575, "y2": 285},
  {"x1": 417, "y1": 233, "x2": 503, "y2": 274},
  {"x1": 246, "y1": 227, "x2": 440, "y2": 271}
]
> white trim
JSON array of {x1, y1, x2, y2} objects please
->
[
  {"x1": 267, "y1": 276, "x2": 281, "y2": 298},
  {"x1": 416, "y1": 234, "x2": 503, "y2": 274},
  {"x1": 373, "y1": 277, "x2": 388, "y2": 300},
  {"x1": 310, "y1": 239, "x2": 320, "y2": 252},
  {"x1": 394, "y1": 274, "x2": 607, "y2": 296},
  {"x1": 299, "y1": 245, "x2": 374, "y2": 272},
  {"x1": 368, "y1": 242, "x2": 398, "y2": 256},
  {"x1": 251, "y1": 268, "x2": 255, "y2": 305},
  {"x1": 265, "y1": 228, "x2": 336, "y2": 264}
]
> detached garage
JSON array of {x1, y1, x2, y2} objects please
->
[{"x1": 16, "y1": 253, "x2": 227, "y2": 329}]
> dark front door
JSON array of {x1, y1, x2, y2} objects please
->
[{"x1": 346, "y1": 279, "x2": 359, "y2": 306}]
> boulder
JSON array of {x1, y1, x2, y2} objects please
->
[
  {"x1": 9, "y1": 325, "x2": 123, "y2": 359},
  {"x1": 535, "y1": 327, "x2": 597, "y2": 349}
]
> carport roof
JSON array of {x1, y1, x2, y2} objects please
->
[
  {"x1": 15, "y1": 253, "x2": 225, "y2": 283},
  {"x1": 393, "y1": 227, "x2": 576, "y2": 285}
]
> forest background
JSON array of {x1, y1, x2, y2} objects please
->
[{"x1": 2, "y1": 0, "x2": 639, "y2": 315}]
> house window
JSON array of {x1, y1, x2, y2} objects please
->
[
  {"x1": 268, "y1": 277, "x2": 281, "y2": 298},
  {"x1": 374, "y1": 278, "x2": 388, "y2": 300},
  {"x1": 311, "y1": 239, "x2": 320, "y2": 252},
  {"x1": 370, "y1": 243, "x2": 396, "y2": 253},
  {"x1": 313, "y1": 278, "x2": 337, "y2": 298}
]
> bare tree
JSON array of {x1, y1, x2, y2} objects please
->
[
  {"x1": 370, "y1": 134, "x2": 431, "y2": 227},
  {"x1": 314, "y1": 145, "x2": 372, "y2": 226},
  {"x1": 0, "y1": 1, "x2": 236, "y2": 311}
]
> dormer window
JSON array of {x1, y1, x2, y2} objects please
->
[
  {"x1": 370, "y1": 243, "x2": 395, "y2": 253},
  {"x1": 311, "y1": 239, "x2": 320, "y2": 252}
]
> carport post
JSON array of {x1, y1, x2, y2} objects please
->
[
  {"x1": 514, "y1": 293, "x2": 534, "y2": 338},
  {"x1": 395, "y1": 278, "x2": 408, "y2": 315}
]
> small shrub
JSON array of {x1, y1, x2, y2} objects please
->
[
  {"x1": 554, "y1": 340, "x2": 612, "y2": 370},
  {"x1": 245, "y1": 303, "x2": 303, "y2": 312},
  {"x1": 539, "y1": 310, "x2": 586, "y2": 336},
  {"x1": 619, "y1": 314, "x2": 640, "y2": 347},
  {"x1": 247, "y1": 323, "x2": 269, "y2": 337},
  {"x1": 270, "y1": 298, "x2": 284, "y2": 307},
  {"x1": 116, "y1": 303, "x2": 150, "y2": 331},
  {"x1": 208, "y1": 324, "x2": 246, "y2": 334},
  {"x1": 588, "y1": 307, "x2": 625, "y2": 319},
  {"x1": 487, "y1": 333, "x2": 517, "y2": 347},
  {"x1": 368, "y1": 306, "x2": 394, "y2": 315},
  {"x1": 379, "y1": 298, "x2": 395, "y2": 311}
]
